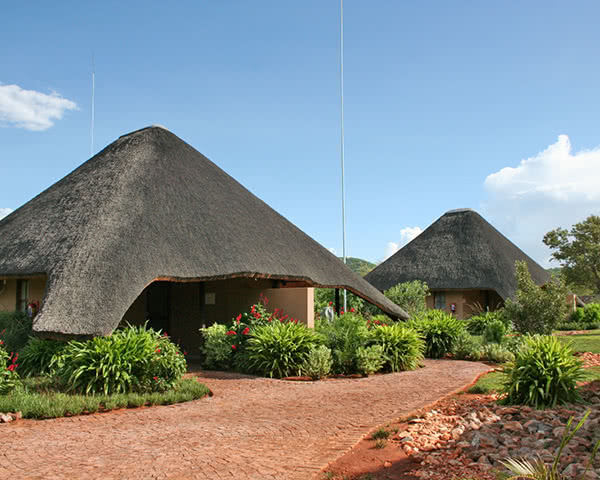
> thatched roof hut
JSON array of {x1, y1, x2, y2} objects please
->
[
  {"x1": 365, "y1": 209, "x2": 550, "y2": 309},
  {"x1": 0, "y1": 126, "x2": 407, "y2": 338}
]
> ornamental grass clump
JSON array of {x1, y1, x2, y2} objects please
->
[
  {"x1": 369, "y1": 324, "x2": 424, "y2": 371},
  {"x1": 452, "y1": 331, "x2": 482, "y2": 361},
  {"x1": 302, "y1": 345, "x2": 333, "y2": 380},
  {"x1": 316, "y1": 313, "x2": 370, "y2": 374},
  {"x1": 356, "y1": 345, "x2": 385, "y2": 376},
  {"x1": 482, "y1": 318, "x2": 507, "y2": 344},
  {"x1": 18, "y1": 337, "x2": 67, "y2": 377},
  {"x1": 411, "y1": 310, "x2": 465, "y2": 359},
  {"x1": 54, "y1": 324, "x2": 187, "y2": 395},
  {"x1": 246, "y1": 321, "x2": 320, "y2": 378},
  {"x1": 501, "y1": 335, "x2": 585, "y2": 409},
  {"x1": 199, "y1": 323, "x2": 232, "y2": 369}
]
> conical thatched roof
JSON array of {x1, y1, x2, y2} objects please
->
[
  {"x1": 0, "y1": 126, "x2": 407, "y2": 337},
  {"x1": 365, "y1": 209, "x2": 550, "y2": 299}
]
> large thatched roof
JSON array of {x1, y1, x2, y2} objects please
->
[
  {"x1": 365, "y1": 209, "x2": 550, "y2": 299},
  {"x1": 0, "y1": 126, "x2": 407, "y2": 337}
]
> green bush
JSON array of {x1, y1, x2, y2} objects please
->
[
  {"x1": 18, "y1": 338, "x2": 67, "y2": 377},
  {"x1": 411, "y1": 310, "x2": 465, "y2": 359},
  {"x1": 0, "y1": 344, "x2": 21, "y2": 394},
  {"x1": 482, "y1": 319, "x2": 507, "y2": 344},
  {"x1": 504, "y1": 261, "x2": 569, "y2": 335},
  {"x1": 302, "y1": 345, "x2": 333, "y2": 380},
  {"x1": 568, "y1": 303, "x2": 600, "y2": 330},
  {"x1": 54, "y1": 324, "x2": 187, "y2": 395},
  {"x1": 467, "y1": 310, "x2": 508, "y2": 335},
  {"x1": 501, "y1": 335, "x2": 585, "y2": 408},
  {"x1": 502, "y1": 334, "x2": 525, "y2": 354},
  {"x1": 452, "y1": 331, "x2": 482, "y2": 361},
  {"x1": 316, "y1": 313, "x2": 370, "y2": 374},
  {"x1": 369, "y1": 324, "x2": 424, "y2": 371},
  {"x1": 480, "y1": 343, "x2": 514, "y2": 364},
  {"x1": 383, "y1": 280, "x2": 430, "y2": 317},
  {"x1": 356, "y1": 345, "x2": 385, "y2": 375},
  {"x1": 199, "y1": 323, "x2": 232, "y2": 369},
  {"x1": 246, "y1": 321, "x2": 320, "y2": 378},
  {"x1": 0, "y1": 311, "x2": 32, "y2": 354}
]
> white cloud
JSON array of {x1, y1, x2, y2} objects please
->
[
  {"x1": 0, "y1": 208, "x2": 12, "y2": 219},
  {"x1": 483, "y1": 135, "x2": 600, "y2": 266},
  {"x1": 383, "y1": 226, "x2": 423, "y2": 260},
  {"x1": 328, "y1": 247, "x2": 336, "y2": 255},
  {"x1": 0, "y1": 84, "x2": 77, "y2": 131}
]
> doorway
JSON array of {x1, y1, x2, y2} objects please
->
[{"x1": 146, "y1": 281, "x2": 171, "y2": 333}]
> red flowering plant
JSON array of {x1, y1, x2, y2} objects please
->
[{"x1": 0, "y1": 342, "x2": 21, "y2": 394}]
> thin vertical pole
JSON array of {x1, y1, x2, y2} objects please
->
[
  {"x1": 340, "y1": 0, "x2": 347, "y2": 312},
  {"x1": 90, "y1": 52, "x2": 95, "y2": 157}
]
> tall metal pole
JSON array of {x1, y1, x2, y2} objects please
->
[
  {"x1": 90, "y1": 52, "x2": 95, "y2": 157},
  {"x1": 340, "y1": 0, "x2": 347, "y2": 311}
]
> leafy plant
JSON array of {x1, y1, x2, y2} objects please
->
[
  {"x1": 302, "y1": 345, "x2": 333, "y2": 380},
  {"x1": 371, "y1": 427, "x2": 390, "y2": 440},
  {"x1": 504, "y1": 261, "x2": 569, "y2": 335},
  {"x1": 480, "y1": 343, "x2": 514, "y2": 364},
  {"x1": 483, "y1": 319, "x2": 507, "y2": 344},
  {"x1": 54, "y1": 324, "x2": 187, "y2": 395},
  {"x1": 18, "y1": 337, "x2": 67, "y2": 377},
  {"x1": 411, "y1": 310, "x2": 465, "y2": 359},
  {"x1": 383, "y1": 280, "x2": 430, "y2": 317},
  {"x1": 0, "y1": 311, "x2": 32, "y2": 354},
  {"x1": 467, "y1": 310, "x2": 509, "y2": 335},
  {"x1": 246, "y1": 321, "x2": 320, "y2": 378},
  {"x1": 0, "y1": 344, "x2": 21, "y2": 394},
  {"x1": 501, "y1": 410, "x2": 600, "y2": 480},
  {"x1": 369, "y1": 324, "x2": 424, "y2": 371},
  {"x1": 356, "y1": 345, "x2": 385, "y2": 376},
  {"x1": 316, "y1": 313, "x2": 370, "y2": 374},
  {"x1": 452, "y1": 331, "x2": 482, "y2": 361},
  {"x1": 374, "y1": 439, "x2": 387, "y2": 449},
  {"x1": 199, "y1": 323, "x2": 232, "y2": 369},
  {"x1": 501, "y1": 335, "x2": 585, "y2": 408}
]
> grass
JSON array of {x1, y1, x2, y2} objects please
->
[
  {"x1": 371, "y1": 427, "x2": 390, "y2": 440},
  {"x1": 556, "y1": 330, "x2": 600, "y2": 354},
  {"x1": 374, "y1": 439, "x2": 387, "y2": 449},
  {"x1": 0, "y1": 377, "x2": 210, "y2": 419}
]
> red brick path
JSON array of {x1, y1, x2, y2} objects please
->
[{"x1": 1, "y1": 360, "x2": 490, "y2": 480}]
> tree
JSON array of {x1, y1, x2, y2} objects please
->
[
  {"x1": 504, "y1": 261, "x2": 569, "y2": 335},
  {"x1": 543, "y1": 215, "x2": 600, "y2": 293},
  {"x1": 383, "y1": 280, "x2": 430, "y2": 318}
]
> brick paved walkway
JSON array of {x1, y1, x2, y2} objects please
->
[{"x1": 1, "y1": 360, "x2": 490, "y2": 480}]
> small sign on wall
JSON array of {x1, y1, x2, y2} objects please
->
[{"x1": 205, "y1": 293, "x2": 216, "y2": 305}]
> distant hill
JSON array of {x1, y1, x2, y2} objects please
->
[{"x1": 339, "y1": 257, "x2": 376, "y2": 277}]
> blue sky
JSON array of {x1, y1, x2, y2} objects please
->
[{"x1": 1, "y1": 1, "x2": 599, "y2": 267}]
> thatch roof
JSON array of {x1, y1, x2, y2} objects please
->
[
  {"x1": 0, "y1": 126, "x2": 407, "y2": 338},
  {"x1": 365, "y1": 209, "x2": 550, "y2": 299}
]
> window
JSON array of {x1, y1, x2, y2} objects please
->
[
  {"x1": 433, "y1": 291, "x2": 446, "y2": 310},
  {"x1": 16, "y1": 279, "x2": 29, "y2": 312}
]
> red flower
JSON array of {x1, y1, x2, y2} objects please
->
[
  {"x1": 155, "y1": 348, "x2": 161, "y2": 353},
  {"x1": 7, "y1": 364, "x2": 16, "y2": 371},
  {"x1": 226, "y1": 330, "x2": 236, "y2": 336},
  {"x1": 251, "y1": 305, "x2": 255, "y2": 313},
  {"x1": 350, "y1": 308, "x2": 355, "y2": 313},
  {"x1": 236, "y1": 314, "x2": 242, "y2": 324},
  {"x1": 0, "y1": 340, "x2": 3, "y2": 345},
  {"x1": 281, "y1": 315, "x2": 288, "y2": 321},
  {"x1": 153, "y1": 376, "x2": 159, "y2": 381},
  {"x1": 242, "y1": 327, "x2": 250, "y2": 335},
  {"x1": 231, "y1": 344, "x2": 237, "y2": 351},
  {"x1": 328, "y1": 301, "x2": 333, "y2": 306},
  {"x1": 184, "y1": 351, "x2": 188, "y2": 356}
]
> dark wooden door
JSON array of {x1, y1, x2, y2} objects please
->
[{"x1": 146, "y1": 281, "x2": 171, "y2": 334}]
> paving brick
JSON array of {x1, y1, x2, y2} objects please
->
[{"x1": 0, "y1": 359, "x2": 490, "y2": 480}]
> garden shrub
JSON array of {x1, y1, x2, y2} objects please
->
[
  {"x1": 54, "y1": 324, "x2": 187, "y2": 395},
  {"x1": 501, "y1": 335, "x2": 585, "y2": 408},
  {"x1": 480, "y1": 343, "x2": 514, "y2": 364},
  {"x1": 467, "y1": 310, "x2": 508, "y2": 335},
  {"x1": 356, "y1": 345, "x2": 385, "y2": 376},
  {"x1": 502, "y1": 334, "x2": 525, "y2": 354},
  {"x1": 452, "y1": 331, "x2": 482, "y2": 361},
  {"x1": 411, "y1": 310, "x2": 465, "y2": 359},
  {"x1": 504, "y1": 261, "x2": 569, "y2": 335},
  {"x1": 482, "y1": 319, "x2": 507, "y2": 344},
  {"x1": 301, "y1": 345, "x2": 333, "y2": 380},
  {"x1": 369, "y1": 324, "x2": 424, "y2": 371},
  {"x1": 0, "y1": 343, "x2": 21, "y2": 394},
  {"x1": 246, "y1": 321, "x2": 320, "y2": 378},
  {"x1": 566, "y1": 303, "x2": 600, "y2": 330},
  {"x1": 0, "y1": 311, "x2": 32, "y2": 354},
  {"x1": 199, "y1": 323, "x2": 232, "y2": 369},
  {"x1": 316, "y1": 313, "x2": 370, "y2": 374},
  {"x1": 18, "y1": 337, "x2": 67, "y2": 377},
  {"x1": 383, "y1": 280, "x2": 430, "y2": 317}
]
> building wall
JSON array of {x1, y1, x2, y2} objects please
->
[
  {"x1": 0, "y1": 277, "x2": 47, "y2": 312},
  {"x1": 425, "y1": 289, "x2": 504, "y2": 319}
]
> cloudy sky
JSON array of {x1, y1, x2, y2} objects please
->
[{"x1": 1, "y1": 1, "x2": 599, "y2": 267}]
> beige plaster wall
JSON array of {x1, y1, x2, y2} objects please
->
[
  {"x1": 426, "y1": 289, "x2": 504, "y2": 319},
  {"x1": 262, "y1": 287, "x2": 314, "y2": 328},
  {"x1": 0, "y1": 277, "x2": 47, "y2": 312},
  {"x1": 0, "y1": 280, "x2": 17, "y2": 311}
]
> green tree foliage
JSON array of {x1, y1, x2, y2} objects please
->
[
  {"x1": 504, "y1": 261, "x2": 569, "y2": 335},
  {"x1": 383, "y1": 280, "x2": 430, "y2": 317},
  {"x1": 543, "y1": 214, "x2": 600, "y2": 293},
  {"x1": 340, "y1": 257, "x2": 376, "y2": 277},
  {"x1": 314, "y1": 288, "x2": 365, "y2": 314}
]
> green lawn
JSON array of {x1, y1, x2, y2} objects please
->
[{"x1": 556, "y1": 330, "x2": 600, "y2": 353}]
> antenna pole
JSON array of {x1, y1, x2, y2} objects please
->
[
  {"x1": 340, "y1": 0, "x2": 347, "y2": 312},
  {"x1": 90, "y1": 52, "x2": 95, "y2": 157}
]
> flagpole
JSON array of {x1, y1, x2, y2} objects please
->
[{"x1": 340, "y1": 0, "x2": 347, "y2": 311}]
